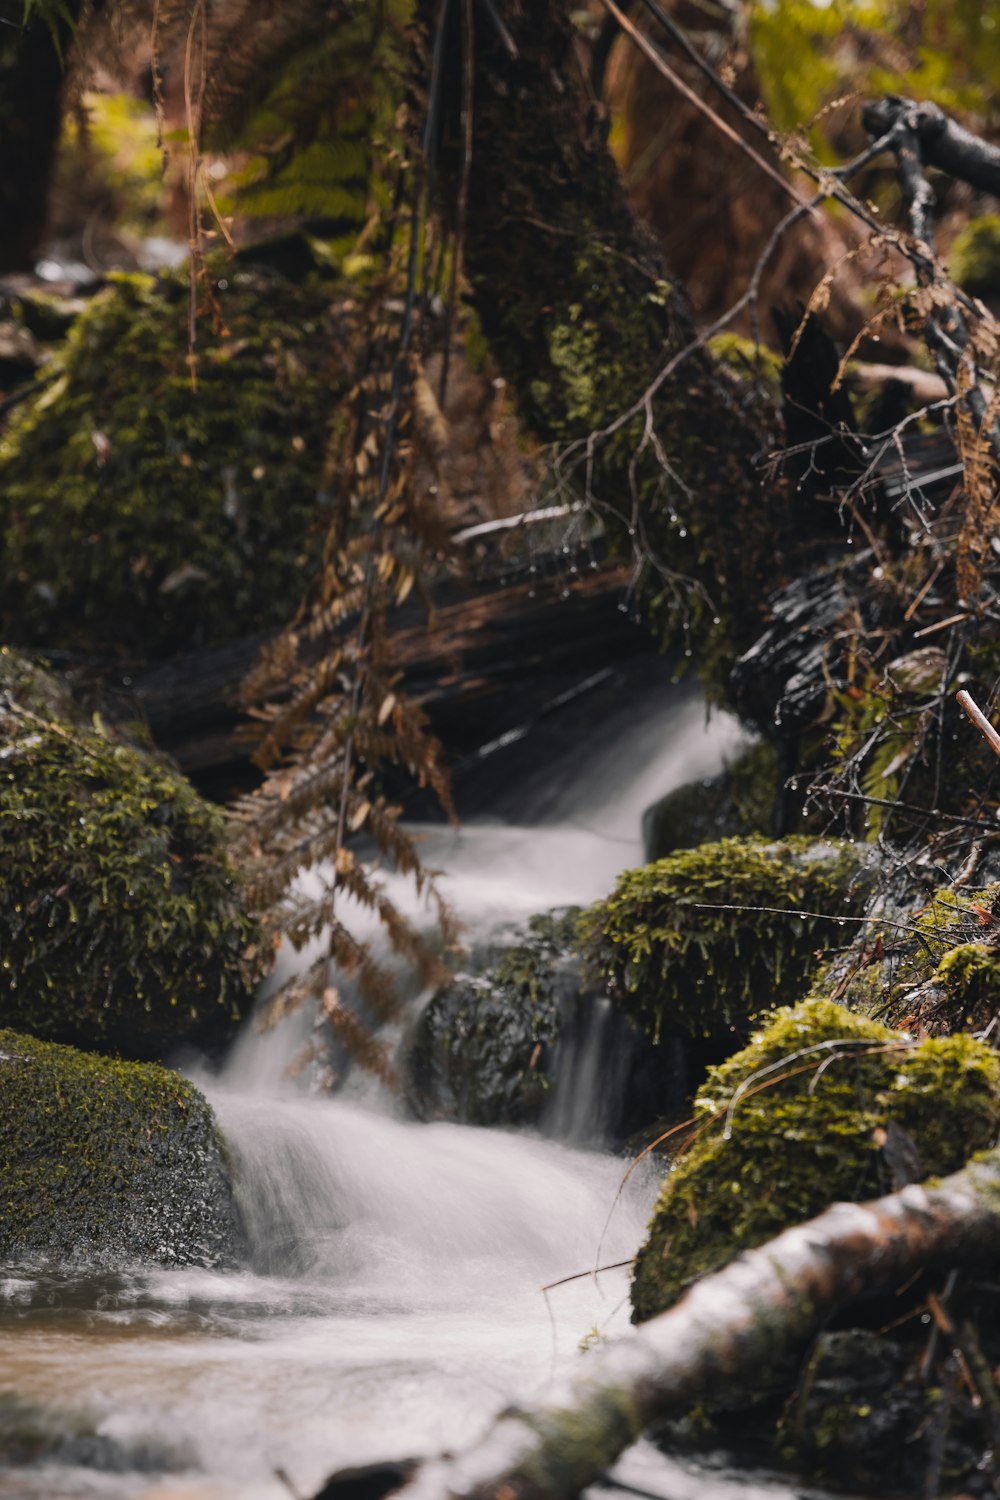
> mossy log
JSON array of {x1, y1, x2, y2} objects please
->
[{"x1": 373, "y1": 1151, "x2": 1000, "y2": 1500}]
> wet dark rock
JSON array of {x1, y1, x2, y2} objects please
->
[
  {"x1": 405, "y1": 909, "x2": 690, "y2": 1144},
  {"x1": 405, "y1": 909, "x2": 582, "y2": 1131},
  {"x1": 642, "y1": 740, "x2": 779, "y2": 860},
  {"x1": 780, "y1": 1327, "x2": 995, "y2": 1497},
  {"x1": 312, "y1": 1458, "x2": 418, "y2": 1500}
]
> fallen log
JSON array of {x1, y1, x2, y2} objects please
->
[
  {"x1": 126, "y1": 560, "x2": 641, "y2": 790},
  {"x1": 346, "y1": 1149, "x2": 1000, "y2": 1500}
]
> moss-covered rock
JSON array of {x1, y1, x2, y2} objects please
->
[
  {"x1": 0, "y1": 658, "x2": 263, "y2": 1057},
  {"x1": 814, "y1": 881, "x2": 1000, "y2": 1035},
  {"x1": 641, "y1": 741, "x2": 779, "y2": 861},
  {"x1": 0, "y1": 1028, "x2": 241, "y2": 1268},
  {"x1": 0, "y1": 262, "x2": 343, "y2": 658},
  {"x1": 583, "y1": 836, "x2": 873, "y2": 1044},
  {"x1": 950, "y1": 213, "x2": 1000, "y2": 298},
  {"x1": 406, "y1": 910, "x2": 582, "y2": 1129},
  {"x1": 630, "y1": 998, "x2": 1000, "y2": 1323}
]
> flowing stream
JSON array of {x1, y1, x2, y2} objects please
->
[{"x1": 0, "y1": 678, "x2": 825, "y2": 1500}]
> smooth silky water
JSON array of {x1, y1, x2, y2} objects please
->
[{"x1": 0, "y1": 684, "x2": 827, "y2": 1500}]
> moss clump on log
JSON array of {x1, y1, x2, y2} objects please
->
[
  {"x1": 631, "y1": 998, "x2": 1000, "y2": 1323},
  {"x1": 582, "y1": 836, "x2": 873, "y2": 1043},
  {"x1": 0, "y1": 1028, "x2": 240, "y2": 1268},
  {"x1": 0, "y1": 653, "x2": 262, "y2": 1057},
  {"x1": 0, "y1": 262, "x2": 341, "y2": 658}
]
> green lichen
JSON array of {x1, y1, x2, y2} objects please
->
[
  {"x1": 0, "y1": 1027, "x2": 240, "y2": 1268},
  {"x1": 0, "y1": 261, "x2": 342, "y2": 657},
  {"x1": 630, "y1": 998, "x2": 1000, "y2": 1323},
  {"x1": 582, "y1": 836, "x2": 873, "y2": 1043},
  {"x1": 0, "y1": 660, "x2": 263, "y2": 1057},
  {"x1": 950, "y1": 213, "x2": 1000, "y2": 297}
]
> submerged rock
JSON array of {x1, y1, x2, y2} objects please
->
[
  {"x1": 0, "y1": 649, "x2": 264, "y2": 1057},
  {"x1": 631, "y1": 997, "x2": 1000, "y2": 1323},
  {"x1": 0, "y1": 1028, "x2": 241, "y2": 1268},
  {"x1": 582, "y1": 835, "x2": 875, "y2": 1044}
]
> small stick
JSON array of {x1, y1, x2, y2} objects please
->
[{"x1": 957, "y1": 688, "x2": 1000, "y2": 760}]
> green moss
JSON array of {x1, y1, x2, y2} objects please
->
[
  {"x1": 707, "y1": 333, "x2": 783, "y2": 406},
  {"x1": 0, "y1": 662, "x2": 263, "y2": 1057},
  {"x1": 0, "y1": 644, "x2": 78, "y2": 722},
  {"x1": 950, "y1": 213, "x2": 1000, "y2": 297},
  {"x1": 818, "y1": 883, "x2": 1000, "y2": 1034},
  {"x1": 642, "y1": 741, "x2": 780, "y2": 860},
  {"x1": 582, "y1": 836, "x2": 873, "y2": 1043},
  {"x1": 631, "y1": 998, "x2": 1000, "y2": 1322},
  {"x1": 0, "y1": 262, "x2": 343, "y2": 657},
  {"x1": 406, "y1": 909, "x2": 581, "y2": 1127},
  {"x1": 0, "y1": 1028, "x2": 240, "y2": 1267}
]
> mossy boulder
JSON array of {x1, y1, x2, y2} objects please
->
[
  {"x1": 641, "y1": 741, "x2": 779, "y2": 861},
  {"x1": 406, "y1": 910, "x2": 582, "y2": 1129},
  {"x1": 0, "y1": 262, "x2": 342, "y2": 658},
  {"x1": 0, "y1": 660, "x2": 263, "y2": 1057},
  {"x1": 814, "y1": 881, "x2": 1000, "y2": 1035},
  {"x1": 631, "y1": 998, "x2": 1000, "y2": 1323},
  {"x1": 0, "y1": 1028, "x2": 241, "y2": 1268},
  {"x1": 950, "y1": 213, "x2": 1000, "y2": 299},
  {"x1": 583, "y1": 836, "x2": 874, "y2": 1044}
]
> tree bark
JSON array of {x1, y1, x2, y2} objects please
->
[
  {"x1": 360, "y1": 1150, "x2": 1000, "y2": 1500},
  {"x1": 0, "y1": 1, "x2": 82, "y2": 272},
  {"x1": 436, "y1": 0, "x2": 783, "y2": 663}
]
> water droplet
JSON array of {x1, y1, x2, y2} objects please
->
[
  {"x1": 712, "y1": 616, "x2": 721, "y2": 626},
  {"x1": 678, "y1": 527, "x2": 687, "y2": 538}
]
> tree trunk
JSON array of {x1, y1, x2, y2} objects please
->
[
  {"x1": 357, "y1": 1150, "x2": 1000, "y2": 1500},
  {"x1": 0, "y1": 1, "x2": 81, "y2": 272},
  {"x1": 437, "y1": 0, "x2": 783, "y2": 665}
]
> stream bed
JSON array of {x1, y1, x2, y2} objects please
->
[{"x1": 0, "y1": 678, "x2": 840, "y2": 1500}]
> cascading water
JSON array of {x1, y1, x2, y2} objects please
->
[{"x1": 0, "y1": 680, "x2": 818, "y2": 1500}]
